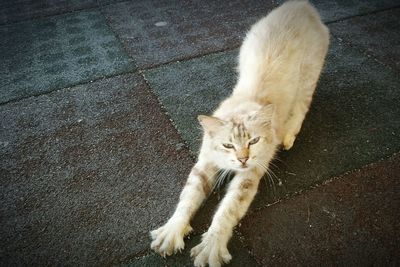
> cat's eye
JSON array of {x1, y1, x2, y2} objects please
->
[
  {"x1": 223, "y1": 143, "x2": 235, "y2": 149},
  {"x1": 249, "y1": 137, "x2": 260, "y2": 146}
]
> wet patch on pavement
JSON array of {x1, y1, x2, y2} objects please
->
[{"x1": 0, "y1": 9, "x2": 135, "y2": 104}]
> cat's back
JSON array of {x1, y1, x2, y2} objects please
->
[
  {"x1": 247, "y1": 0, "x2": 328, "y2": 50},
  {"x1": 235, "y1": 0, "x2": 329, "y2": 95},
  {"x1": 264, "y1": 0, "x2": 325, "y2": 28},
  {"x1": 242, "y1": 1, "x2": 329, "y2": 59}
]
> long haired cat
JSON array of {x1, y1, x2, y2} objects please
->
[{"x1": 150, "y1": 1, "x2": 329, "y2": 266}]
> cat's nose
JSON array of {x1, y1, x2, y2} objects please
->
[{"x1": 238, "y1": 157, "x2": 249, "y2": 164}]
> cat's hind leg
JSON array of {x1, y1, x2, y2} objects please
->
[
  {"x1": 282, "y1": 92, "x2": 313, "y2": 150},
  {"x1": 283, "y1": 37, "x2": 328, "y2": 150},
  {"x1": 150, "y1": 161, "x2": 217, "y2": 256},
  {"x1": 282, "y1": 58, "x2": 326, "y2": 150}
]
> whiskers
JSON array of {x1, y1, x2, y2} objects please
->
[
  {"x1": 254, "y1": 159, "x2": 283, "y2": 199},
  {"x1": 202, "y1": 168, "x2": 233, "y2": 202},
  {"x1": 212, "y1": 169, "x2": 232, "y2": 192}
]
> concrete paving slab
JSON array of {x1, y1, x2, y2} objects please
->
[
  {"x1": 0, "y1": 74, "x2": 194, "y2": 266},
  {"x1": 101, "y1": 0, "x2": 276, "y2": 68},
  {"x1": 0, "y1": 9, "x2": 135, "y2": 104},
  {"x1": 144, "y1": 38, "x2": 400, "y2": 208},
  {"x1": 276, "y1": 0, "x2": 400, "y2": 22},
  {"x1": 0, "y1": 0, "x2": 97, "y2": 25},
  {"x1": 124, "y1": 234, "x2": 259, "y2": 267},
  {"x1": 330, "y1": 8, "x2": 400, "y2": 71},
  {"x1": 238, "y1": 154, "x2": 400, "y2": 266}
]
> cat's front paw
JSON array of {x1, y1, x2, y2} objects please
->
[
  {"x1": 150, "y1": 221, "x2": 193, "y2": 257},
  {"x1": 283, "y1": 133, "x2": 296, "y2": 150},
  {"x1": 190, "y1": 232, "x2": 232, "y2": 267}
]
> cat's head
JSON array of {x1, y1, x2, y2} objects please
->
[{"x1": 198, "y1": 105, "x2": 278, "y2": 172}]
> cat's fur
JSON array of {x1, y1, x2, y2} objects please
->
[{"x1": 150, "y1": 1, "x2": 329, "y2": 266}]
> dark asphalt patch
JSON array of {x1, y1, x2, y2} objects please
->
[
  {"x1": 0, "y1": 74, "x2": 193, "y2": 266},
  {"x1": 238, "y1": 154, "x2": 400, "y2": 266},
  {"x1": 0, "y1": 9, "x2": 135, "y2": 104},
  {"x1": 101, "y1": 0, "x2": 276, "y2": 68},
  {"x1": 330, "y1": 8, "x2": 400, "y2": 71}
]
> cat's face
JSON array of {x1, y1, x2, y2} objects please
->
[{"x1": 198, "y1": 106, "x2": 278, "y2": 172}]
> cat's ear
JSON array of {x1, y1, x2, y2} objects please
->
[
  {"x1": 258, "y1": 104, "x2": 275, "y2": 118},
  {"x1": 198, "y1": 115, "x2": 227, "y2": 136}
]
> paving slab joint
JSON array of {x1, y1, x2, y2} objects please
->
[
  {"x1": 233, "y1": 229, "x2": 263, "y2": 267},
  {"x1": 139, "y1": 70, "x2": 197, "y2": 161},
  {"x1": 246, "y1": 151, "x2": 399, "y2": 217},
  {"x1": 123, "y1": 248, "x2": 151, "y2": 263},
  {"x1": 0, "y1": 70, "x2": 138, "y2": 107},
  {"x1": 98, "y1": 5, "x2": 139, "y2": 71},
  {"x1": 330, "y1": 32, "x2": 397, "y2": 73},
  {"x1": 139, "y1": 44, "x2": 241, "y2": 71},
  {"x1": 324, "y1": 5, "x2": 400, "y2": 24}
]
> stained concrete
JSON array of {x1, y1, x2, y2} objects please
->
[
  {"x1": 239, "y1": 154, "x2": 400, "y2": 266},
  {"x1": 144, "y1": 38, "x2": 400, "y2": 209},
  {"x1": 0, "y1": 9, "x2": 135, "y2": 104},
  {"x1": 330, "y1": 8, "x2": 400, "y2": 71},
  {"x1": 101, "y1": 0, "x2": 276, "y2": 68},
  {"x1": 0, "y1": 74, "x2": 194, "y2": 266}
]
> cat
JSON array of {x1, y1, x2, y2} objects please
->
[{"x1": 150, "y1": 1, "x2": 329, "y2": 266}]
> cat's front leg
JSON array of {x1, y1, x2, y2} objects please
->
[
  {"x1": 191, "y1": 167, "x2": 262, "y2": 267},
  {"x1": 150, "y1": 161, "x2": 217, "y2": 257}
]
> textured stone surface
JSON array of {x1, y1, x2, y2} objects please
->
[
  {"x1": 144, "y1": 38, "x2": 400, "y2": 208},
  {"x1": 1, "y1": 1, "x2": 400, "y2": 267},
  {"x1": 239, "y1": 154, "x2": 400, "y2": 266},
  {"x1": 0, "y1": 9, "x2": 134, "y2": 104},
  {"x1": 277, "y1": 0, "x2": 400, "y2": 22},
  {"x1": 0, "y1": 0, "x2": 97, "y2": 24},
  {"x1": 330, "y1": 8, "x2": 400, "y2": 71},
  {"x1": 124, "y1": 234, "x2": 259, "y2": 267},
  {"x1": 102, "y1": 0, "x2": 276, "y2": 68},
  {"x1": 0, "y1": 74, "x2": 194, "y2": 266}
]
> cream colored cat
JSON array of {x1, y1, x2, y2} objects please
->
[{"x1": 150, "y1": 1, "x2": 329, "y2": 266}]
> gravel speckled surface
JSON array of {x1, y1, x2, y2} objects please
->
[{"x1": 1, "y1": 1, "x2": 399, "y2": 266}]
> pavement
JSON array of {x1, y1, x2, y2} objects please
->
[{"x1": 0, "y1": 0, "x2": 399, "y2": 266}]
